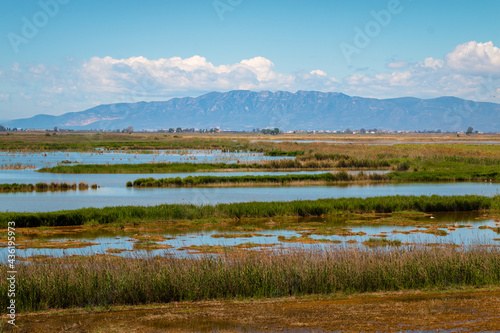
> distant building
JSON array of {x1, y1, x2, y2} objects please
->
[{"x1": 25, "y1": 129, "x2": 47, "y2": 132}]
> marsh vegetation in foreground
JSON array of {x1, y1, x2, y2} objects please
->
[{"x1": 1, "y1": 246, "x2": 499, "y2": 312}]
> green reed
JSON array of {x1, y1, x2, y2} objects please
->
[
  {"x1": 128, "y1": 172, "x2": 385, "y2": 187},
  {"x1": 0, "y1": 195, "x2": 496, "y2": 228},
  {"x1": 1, "y1": 246, "x2": 499, "y2": 312},
  {"x1": 0, "y1": 182, "x2": 94, "y2": 193}
]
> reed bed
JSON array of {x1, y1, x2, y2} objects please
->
[
  {"x1": 128, "y1": 172, "x2": 387, "y2": 187},
  {"x1": 0, "y1": 195, "x2": 496, "y2": 228},
  {"x1": 35, "y1": 149, "x2": 500, "y2": 177},
  {"x1": 38, "y1": 162, "x2": 284, "y2": 174},
  {"x1": 0, "y1": 182, "x2": 97, "y2": 193},
  {"x1": 37, "y1": 160, "x2": 313, "y2": 174},
  {"x1": 1, "y1": 246, "x2": 499, "y2": 312},
  {"x1": 126, "y1": 169, "x2": 498, "y2": 188},
  {"x1": 264, "y1": 150, "x2": 304, "y2": 156},
  {"x1": 387, "y1": 170, "x2": 500, "y2": 182}
]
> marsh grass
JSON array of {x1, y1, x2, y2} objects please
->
[
  {"x1": 129, "y1": 172, "x2": 387, "y2": 187},
  {"x1": 38, "y1": 162, "x2": 270, "y2": 174},
  {"x1": 0, "y1": 182, "x2": 95, "y2": 193},
  {"x1": 363, "y1": 238, "x2": 403, "y2": 247},
  {"x1": 387, "y1": 169, "x2": 500, "y2": 182},
  {"x1": 265, "y1": 150, "x2": 304, "y2": 156},
  {"x1": 0, "y1": 133, "x2": 249, "y2": 152},
  {"x1": 0, "y1": 195, "x2": 496, "y2": 228},
  {"x1": 1, "y1": 246, "x2": 499, "y2": 312}
]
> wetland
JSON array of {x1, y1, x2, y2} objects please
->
[{"x1": 2, "y1": 132, "x2": 500, "y2": 331}]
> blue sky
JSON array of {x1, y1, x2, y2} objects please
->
[{"x1": 1, "y1": 0, "x2": 499, "y2": 119}]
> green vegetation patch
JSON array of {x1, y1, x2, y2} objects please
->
[
  {"x1": 0, "y1": 182, "x2": 96, "y2": 192},
  {"x1": 128, "y1": 172, "x2": 386, "y2": 187},
  {"x1": 0, "y1": 195, "x2": 496, "y2": 228},
  {"x1": 2, "y1": 246, "x2": 500, "y2": 312},
  {"x1": 362, "y1": 238, "x2": 403, "y2": 247},
  {"x1": 265, "y1": 150, "x2": 304, "y2": 156}
]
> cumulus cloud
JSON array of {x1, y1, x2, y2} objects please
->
[
  {"x1": 446, "y1": 41, "x2": 500, "y2": 75},
  {"x1": 422, "y1": 57, "x2": 444, "y2": 70},
  {"x1": 0, "y1": 55, "x2": 341, "y2": 117},
  {"x1": 1, "y1": 41, "x2": 499, "y2": 119},
  {"x1": 343, "y1": 41, "x2": 500, "y2": 102},
  {"x1": 310, "y1": 70, "x2": 327, "y2": 76},
  {"x1": 78, "y1": 55, "x2": 334, "y2": 96}
]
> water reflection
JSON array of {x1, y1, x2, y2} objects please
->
[{"x1": 1, "y1": 182, "x2": 498, "y2": 212}]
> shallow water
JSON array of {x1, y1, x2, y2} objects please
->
[
  {"x1": 1, "y1": 181, "x2": 498, "y2": 212},
  {"x1": 1, "y1": 149, "x2": 497, "y2": 213},
  {"x1": 0, "y1": 149, "x2": 287, "y2": 169},
  {"x1": 0, "y1": 169, "x2": 387, "y2": 188},
  {"x1": 9, "y1": 213, "x2": 500, "y2": 260}
]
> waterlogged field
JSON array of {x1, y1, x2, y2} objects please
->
[
  {"x1": 2, "y1": 212, "x2": 499, "y2": 260},
  {"x1": 2, "y1": 133, "x2": 500, "y2": 331},
  {"x1": 0, "y1": 149, "x2": 286, "y2": 169}
]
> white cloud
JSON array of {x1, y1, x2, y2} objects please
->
[
  {"x1": 422, "y1": 57, "x2": 444, "y2": 70},
  {"x1": 310, "y1": 70, "x2": 327, "y2": 76},
  {"x1": 0, "y1": 55, "x2": 340, "y2": 117},
  {"x1": 78, "y1": 55, "x2": 314, "y2": 96},
  {"x1": 1, "y1": 41, "x2": 499, "y2": 120},
  {"x1": 343, "y1": 41, "x2": 500, "y2": 102},
  {"x1": 446, "y1": 41, "x2": 500, "y2": 75}
]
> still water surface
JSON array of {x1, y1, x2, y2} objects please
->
[
  {"x1": 11, "y1": 213, "x2": 500, "y2": 259},
  {"x1": 1, "y1": 181, "x2": 498, "y2": 212},
  {"x1": 0, "y1": 149, "x2": 286, "y2": 168},
  {"x1": 1, "y1": 149, "x2": 498, "y2": 213}
]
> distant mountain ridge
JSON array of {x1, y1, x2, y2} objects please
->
[{"x1": 5, "y1": 90, "x2": 500, "y2": 131}]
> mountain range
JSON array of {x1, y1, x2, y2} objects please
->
[{"x1": 5, "y1": 90, "x2": 500, "y2": 132}]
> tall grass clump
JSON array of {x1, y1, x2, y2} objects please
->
[{"x1": 1, "y1": 246, "x2": 499, "y2": 312}]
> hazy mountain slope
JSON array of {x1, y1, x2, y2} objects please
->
[{"x1": 6, "y1": 91, "x2": 499, "y2": 131}]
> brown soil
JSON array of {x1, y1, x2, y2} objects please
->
[{"x1": 6, "y1": 288, "x2": 500, "y2": 332}]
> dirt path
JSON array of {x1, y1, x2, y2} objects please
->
[{"x1": 5, "y1": 289, "x2": 500, "y2": 332}]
